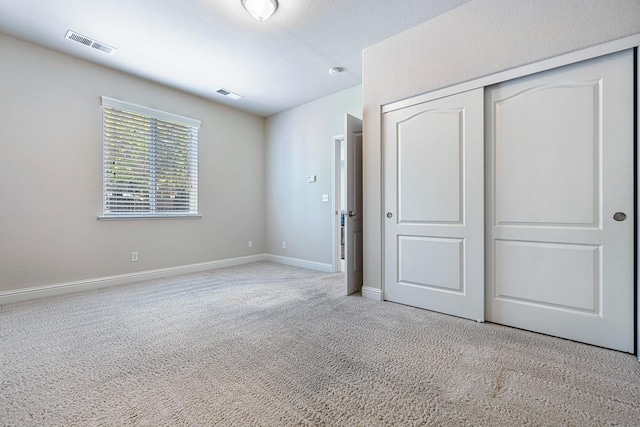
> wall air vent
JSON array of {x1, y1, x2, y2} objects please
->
[
  {"x1": 65, "y1": 30, "x2": 116, "y2": 54},
  {"x1": 216, "y1": 88, "x2": 243, "y2": 100}
]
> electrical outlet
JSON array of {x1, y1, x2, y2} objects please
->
[
  {"x1": 282, "y1": 241, "x2": 286, "y2": 249},
  {"x1": 131, "y1": 252, "x2": 139, "y2": 262},
  {"x1": 248, "y1": 240, "x2": 253, "y2": 248}
]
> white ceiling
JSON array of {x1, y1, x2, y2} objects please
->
[{"x1": 0, "y1": 0, "x2": 470, "y2": 117}]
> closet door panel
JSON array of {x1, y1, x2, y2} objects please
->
[
  {"x1": 486, "y1": 49, "x2": 634, "y2": 352},
  {"x1": 384, "y1": 88, "x2": 484, "y2": 321}
]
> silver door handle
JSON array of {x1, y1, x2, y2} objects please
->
[
  {"x1": 386, "y1": 212, "x2": 393, "y2": 218},
  {"x1": 348, "y1": 211, "x2": 356, "y2": 217}
]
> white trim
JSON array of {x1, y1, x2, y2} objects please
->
[
  {"x1": 101, "y1": 96, "x2": 201, "y2": 128},
  {"x1": 383, "y1": 33, "x2": 640, "y2": 114},
  {"x1": 265, "y1": 254, "x2": 333, "y2": 273},
  {"x1": 362, "y1": 286, "x2": 383, "y2": 302},
  {"x1": 636, "y1": 46, "x2": 639, "y2": 362},
  {"x1": 97, "y1": 214, "x2": 202, "y2": 220},
  {"x1": 0, "y1": 254, "x2": 266, "y2": 305}
]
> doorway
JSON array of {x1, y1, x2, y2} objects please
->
[{"x1": 332, "y1": 134, "x2": 346, "y2": 274}]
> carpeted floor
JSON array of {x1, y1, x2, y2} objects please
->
[{"x1": 1, "y1": 261, "x2": 639, "y2": 426}]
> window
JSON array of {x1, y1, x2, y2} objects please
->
[{"x1": 101, "y1": 97, "x2": 200, "y2": 218}]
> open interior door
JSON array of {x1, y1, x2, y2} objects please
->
[{"x1": 345, "y1": 114, "x2": 363, "y2": 295}]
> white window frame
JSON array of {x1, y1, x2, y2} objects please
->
[{"x1": 99, "y1": 96, "x2": 201, "y2": 219}]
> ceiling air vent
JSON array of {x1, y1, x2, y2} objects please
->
[
  {"x1": 216, "y1": 88, "x2": 242, "y2": 100},
  {"x1": 65, "y1": 30, "x2": 116, "y2": 54}
]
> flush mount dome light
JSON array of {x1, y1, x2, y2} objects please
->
[{"x1": 242, "y1": 0, "x2": 278, "y2": 21}]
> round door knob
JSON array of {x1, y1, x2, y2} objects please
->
[
  {"x1": 386, "y1": 212, "x2": 393, "y2": 218},
  {"x1": 348, "y1": 211, "x2": 357, "y2": 217},
  {"x1": 613, "y1": 212, "x2": 627, "y2": 221}
]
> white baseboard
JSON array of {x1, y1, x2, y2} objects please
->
[
  {"x1": 265, "y1": 254, "x2": 333, "y2": 273},
  {"x1": 0, "y1": 254, "x2": 267, "y2": 305},
  {"x1": 362, "y1": 286, "x2": 384, "y2": 302}
]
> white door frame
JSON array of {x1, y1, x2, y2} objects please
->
[
  {"x1": 331, "y1": 134, "x2": 344, "y2": 273},
  {"x1": 636, "y1": 47, "x2": 639, "y2": 361},
  {"x1": 380, "y1": 37, "x2": 640, "y2": 358}
]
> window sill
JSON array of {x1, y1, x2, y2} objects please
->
[{"x1": 97, "y1": 214, "x2": 202, "y2": 221}]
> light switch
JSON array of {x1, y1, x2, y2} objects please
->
[
  {"x1": 307, "y1": 175, "x2": 317, "y2": 183},
  {"x1": 322, "y1": 194, "x2": 329, "y2": 202}
]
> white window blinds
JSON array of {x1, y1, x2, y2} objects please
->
[{"x1": 101, "y1": 97, "x2": 200, "y2": 218}]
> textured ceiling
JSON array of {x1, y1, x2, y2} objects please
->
[{"x1": 0, "y1": 0, "x2": 470, "y2": 117}]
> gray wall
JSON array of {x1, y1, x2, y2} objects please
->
[
  {"x1": 0, "y1": 34, "x2": 265, "y2": 292},
  {"x1": 265, "y1": 86, "x2": 362, "y2": 266},
  {"x1": 362, "y1": 0, "x2": 640, "y2": 290}
]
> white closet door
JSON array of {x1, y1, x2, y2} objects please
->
[
  {"x1": 486, "y1": 50, "x2": 634, "y2": 352},
  {"x1": 384, "y1": 88, "x2": 484, "y2": 321}
]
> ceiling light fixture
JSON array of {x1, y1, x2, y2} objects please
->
[{"x1": 241, "y1": 0, "x2": 278, "y2": 21}]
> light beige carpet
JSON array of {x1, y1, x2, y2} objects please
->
[{"x1": 1, "y1": 261, "x2": 639, "y2": 426}]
